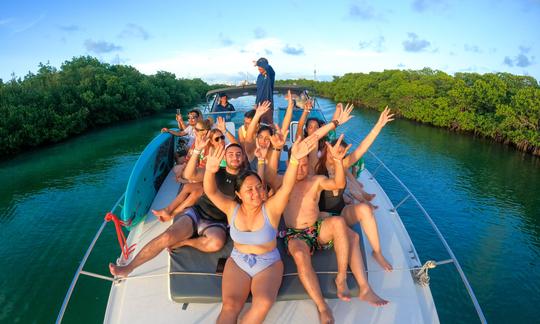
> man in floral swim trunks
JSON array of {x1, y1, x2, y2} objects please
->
[{"x1": 266, "y1": 113, "x2": 388, "y2": 324}]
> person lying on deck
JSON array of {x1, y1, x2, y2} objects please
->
[
  {"x1": 108, "y1": 144, "x2": 249, "y2": 278},
  {"x1": 265, "y1": 105, "x2": 388, "y2": 324},
  {"x1": 315, "y1": 106, "x2": 395, "y2": 272},
  {"x1": 203, "y1": 134, "x2": 316, "y2": 324}
]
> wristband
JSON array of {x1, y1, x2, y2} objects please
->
[
  {"x1": 272, "y1": 147, "x2": 283, "y2": 152},
  {"x1": 192, "y1": 148, "x2": 202, "y2": 155},
  {"x1": 258, "y1": 158, "x2": 266, "y2": 164},
  {"x1": 331, "y1": 120, "x2": 339, "y2": 128},
  {"x1": 290, "y1": 156, "x2": 299, "y2": 166}
]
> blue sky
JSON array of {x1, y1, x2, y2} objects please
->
[{"x1": 1, "y1": 0, "x2": 539, "y2": 84}]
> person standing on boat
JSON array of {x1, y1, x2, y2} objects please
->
[
  {"x1": 203, "y1": 134, "x2": 317, "y2": 324},
  {"x1": 108, "y1": 143, "x2": 248, "y2": 278},
  {"x1": 254, "y1": 57, "x2": 275, "y2": 124}
]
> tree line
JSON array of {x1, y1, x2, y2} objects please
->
[
  {"x1": 0, "y1": 56, "x2": 210, "y2": 158},
  {"x1": 278, "y1": 69, "x2": 540, "y2": 156}
]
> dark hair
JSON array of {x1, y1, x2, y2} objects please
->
[
  {"x1": 219, "y1": 93, "x2": 228, "y2": 98},
  {"x1": 188, "y1": 109, "x2": 201, "y2": 117},
  {"x1": 234, "y1": 170, "x2": 263, "y2": 203},
  {"x1": 244, "y1": 109, "x2": 256, "y2": 119},
  {"x1": 303, "y1": 118, "x2": 324, "y2": 138},
  {"x1": 257, "y1": 124, "x2": 274, "y2": 136},
  {"x1": 315, "y1": 138, "x2": 349, "y2": 176}
]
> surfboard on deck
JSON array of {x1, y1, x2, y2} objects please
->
[{"x1": 122, "y1": 132, "x2": 175, "y2": 228}]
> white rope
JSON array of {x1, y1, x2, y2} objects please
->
[{"x1": 83, "y1": 259, "x2": 454, "y2": 284}]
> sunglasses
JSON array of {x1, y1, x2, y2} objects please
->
[
  {"x1": 195, "y1": 128, "x2": 206, "y2": 132},
  {"x1": 188, "y1": 116, "x2": 197, "y2": 120},
  {"x1": 214, "y1": 135, "x2": 225, "y2": 142}
]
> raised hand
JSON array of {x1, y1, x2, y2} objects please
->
[
  {"x1": 254, "y1": 100, "x2": 271, "y2": 118},
  {"x1": 216, "y1": 116, "x2": 226, "y2": 133},
  {"x1": 205, "y1": 146, "x2": 224, "y2": 173},
  {"x1": 326, "y1": 134, "x2": 352, "y2": 161},
  {"x1": 254, "y1": 140, "x2": 268, "y2": 160},
  {"x1": 194, "y1": 134, "x2": 209, "y2": 151},
  {"x1": 285, "y1": 89, "x2": 292, "y2": 102},
  {"x1": 335, "y1": 103, "x2": 354, "y2": 126},
  {"x1": 176, "y1": 114, "x2": 182, "y2": 122},
  {"x1": 270, "y1": 123, "x2": 288, "y2": 149},
  {"x1": 291, "y1": 133, "x2": 319, "y2": 160},
  {"x1": 304, "y1": 98, "x2": 313, "y2": 111},
  {"x1": 377, "y1": 106, "x2": 395, "y2": 127}
]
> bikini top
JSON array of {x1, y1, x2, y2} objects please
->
[{"x1": 229, "y1": 204, "x2": 277, "y2": 246}]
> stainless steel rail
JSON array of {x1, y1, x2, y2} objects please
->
[
  {"x1": 55, "y1": 193, "x2": 125, "y2": 324},
  {"x1": 366, "y1": 150, "x2": 487, "y2": 324}
]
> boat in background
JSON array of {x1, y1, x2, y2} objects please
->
[{"x1": 56, "y1": 85, "x2": 486, "y2": 323}]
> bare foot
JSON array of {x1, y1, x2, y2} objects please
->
[
  {"x1": 151, "y1": 208, "x2": 172, "y2": 222},
  {"x1": 363, "y1": 192, "x2": 376, "y2": 201},
  {"x1": 359, "y1": 287, "x2": 388, "y2": 307},
  {"x1": 109, "y1": 262, "x2": 132, "y2": 278},
  {"x1": 372, "y1": 251, "x2": 393, "y2": 271},
  {"x1": 335, "y1": 276, "x2": 351, "y2": 301},
  {"x1": 318, "y1": 307, "x2": 335, "y2": 324}
]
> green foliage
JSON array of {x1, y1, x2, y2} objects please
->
[
  {"x1": 280, "y1": 70, "x2": 540, "y2": 155},
  {"x1": 0, "y1": 56, "x2": 210, "y2": 157}
]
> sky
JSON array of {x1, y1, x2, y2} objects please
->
[{"x1": 1, "y1": 0, "x2": 539, "y2": 84}]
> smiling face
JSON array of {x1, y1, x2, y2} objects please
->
[
  {"x1": 236, "y1": 174, "x2": 265, "y2": 207},
  {"x1": 225, "y1": 145, "x2": 245, "y2": 171},
  {"x1": 220, "y1": 96, "x2": 228, "y2": 106},
  {"x1": 194, "y1": 121, "x2": 209, "y2": 138},
  {"x1": 210, "y1": 130, "x2": 225, "y2": 149}
]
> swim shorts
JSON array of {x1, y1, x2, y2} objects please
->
[{"x1": 284, "y1": 219, "x2": 334, "y2": 254}]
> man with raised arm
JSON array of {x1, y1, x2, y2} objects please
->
[
  {"x1": 254, "y1": 57, "x2": 275, "y2": 124},
  {"x1": 108, "y1": 142, "x2": 248, "y2": 278},
  {"x1": 265, "y1": 104, "x2": 388, "y2": 324}
]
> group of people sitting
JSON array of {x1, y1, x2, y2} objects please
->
[{"x1": 109, "y1": 91, "x2": 394, "y2": 324}]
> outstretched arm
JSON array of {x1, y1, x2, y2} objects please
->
[
  {"x1": 176, "y1": 114, "x2": 187, "y2": 130},
  {"x1": 162, "y1": 128, "x2": 189, "y2": 137},
  {"x1": 343, "y1": 106, "x2": 394, "y2": 168},
  {"x1": 183, "y1": 136, "x2": 208, "y2": 182},
  {"x1": 280, "y1": 90, "x2": 294, "y2": 135},
  {"x1": 266, "y1": 134, "x2": 318, "y2": 223},
  {"x1": 216, "y1": 116, "x2": 237, "y2": 144},
  {"x1": 310, "y1": 102, "x2": 354, "y2": 141},
  {"x1": 203, "y1": 146, "x2": 236, "y2": 219},
  {"x1": 264, "y1": 125, "x2": 288, "y2": 191},
  {"x1": 294, "y1": 100, "x2": 312, "y2": 141},
  {"x1": 245, "y1": 101, "x2": 271, "y2": 160}
]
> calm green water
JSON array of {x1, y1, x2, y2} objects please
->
[{"x1": 1, "y1": 100, "x2": 539, "y2": 323}]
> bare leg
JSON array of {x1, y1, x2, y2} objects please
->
[
  {"x1": 152, "y1": 183, "x2": 202, "y2": 222},
  {"x1": 169, "y1": 227, "x2": 226, "y2": 252},
  {"x1": 346, "y1": 228, "x2": 388, "y2": 306},
  {"x1": 217, "y1": 258, "x2": 251, "y2": 324},
  {"x1": 318, "y1": 216, "x2": 351, "y2": 302},
  {"x1": 240, "y1": 261, "x2": 283, "y2": 324},
  {"x1": 288, "y1": 239, "x2": 334, "y2": 324},
  {"x1": 109, "y1": 215, "x2": 194, "y2": 278},
  {"x1": 170, "y1": 184, "x2": 203, "y2": 215},
  {"x1": 342, "y1": 204, "x2": 392, "y2": 271}
]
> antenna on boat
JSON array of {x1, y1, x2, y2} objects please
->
[{"x1": 313, "y1": 66, "x2": 317, "y2": 81}]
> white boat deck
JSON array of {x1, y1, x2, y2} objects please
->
[{"x1": 104, "y1": 168, "x2": 438, "y2": 323}]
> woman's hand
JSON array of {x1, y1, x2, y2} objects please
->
[
  {"x1": 291, "y1": 133, "x2": 319, "y2": 160},
  {"x1": 216, "y1": 116, "x2": 227, "y2": 133},
  {"x1": 335, "y1": 103, "x2": 354, "y2": 126},
  {"x1": 326, "y1": 134, "x2": 352, "y2": 161},
  {"x1": 205, "y1": 146, "x2": 224, "y2": 173},
  {"x1": 161, "y1": 127, "x2": 169, "y2": 133},
  {"x1": 270, "y1": 123, "x2": 288, "y2": 149},
  {"x1": 194, "y1": 134, "x2": 209, "y2": 151},
  {"x1": 254, "y1": 100, "x2": 271, "y2": 119},
  {"x1": 377, "y1": 106, "x2": 395, "y2": 127}
]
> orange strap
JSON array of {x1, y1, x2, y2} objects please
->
[{"x1": 105, "y1": 212, "x2": 136, "y2": 260}]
